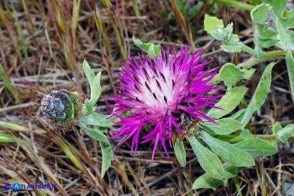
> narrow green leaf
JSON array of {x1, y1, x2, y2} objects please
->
[
  {"x1": 201, "y1": 118, "x2": 241, "y2": 135},
  {"x1": 188, "y1": 135, "x2": 224, "y2": 180},
  {"x1": 79, "y1": 112, "x2": 112, "y2": 127},
  {"x1": 79, "y1": 123, "x2": 113, "y2": 177},
  {"x1": 89, "y1": 72, "x2": 101, "y2": 105},
  {"x1": 286, "y1": 52, "x2": 294, "y2": 102},
  {"x1": 204, "y1": 15, "x2": 224, "y2": 34},
  {"x1": 0, "y1": 133, "x2": 15, "y2": 143},
  {"x1": 99, "y1": 137, "x2": 113, "y2": 177},
  {"x1": 83, "y1": 60, "x2": 102, "y2": 106},
  {"x1": 83, "y1": 60, "x2": 95, "y2": 87},
  {"x1": 207, "y1": 86, "x2": 247, "y2": 119},
  {"x1": 234, "y1": 138, "x2": 278, "y2": 158},
  {"x1": 0, "y1": 64, "x2": 21, "y2": 103},
  {"x1": 174, "y1": 138, "x2": 186, "y2": 167},
  {"x1": 240, "y1": 63, "x2": 275, "y2": 128},
  {"x1": 274, "y1": 124, "x2": 294, "y2": 143},
  {"x1": 200, "y1": 132, "x2": 255, "y2": 167}
]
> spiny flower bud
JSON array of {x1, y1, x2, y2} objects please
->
[{"x1": 39, "y1": 89, "x2": 84, "y2": 129}]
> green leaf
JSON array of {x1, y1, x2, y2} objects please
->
[
  {"x1": 193, "y1": 173, "x2": 226, "y2": 190},
  {"x1": 79, "y1": 123, "x2": 113, "y2": 177},
  {"x1": 251, "y1": 4, "x2": 270, "y2": 24},
  {"x1": 272, "y1": 122, "x2": 283, "y2": 135},
  {"x1": 204, "y1": 15, "x2": 224, "y2": 34},
  {"x1": 201, "y1": 118, "x2": 241, "y2": 135},
  {"x1": 265, "y1": 0, "x2": 287, "y2": 17},
  {"x1": 193, "y1": 163, "x2": 240, "y2": 190},
  {"x1": 79, "y1": 112, "x2": 112, "y2": 127},
  {"x1": 219, "y1": 63, "x2": 243, "y2": 87},
  {"x1": 90, "y1": 72, "x2": 101, "y2": 105},
  {"x1": 132, "y1": 36, "x2": 161, "y2": 59},
  {"x1": 242, "y1": 68, "x2": 256, "y2": 80},
  {"x1": 83, "y1": 59, "x2": 95, "y2": 87},
  {"x1": 207, "y1": 86, "x2": 247, "y2": 119},
  {"x1": 174, "y1": 138, "x2": 186, "y2": 167},
  {"x1": 99, "y1": 136, "x2": 113, "y2": 177},
  {"x1": 264, "y1": 0, "x2": 294, "y2": 50},
  {"x1": 83, "y1": 60, "x2": 102, "y2": 106},
  {"x1": 188, "y1": 135, "x2": 224, "y2": 180},
  {"x1": 234, "y1": 138, "x2": 278, "y2": 158},
  {"x1": 148, "y1": 43, "x2": 161, "y2": 59},
  {"x1": 240, "y1": 63, "x2": 275, "y2": 128},
  {"x1": 0, "y1": 133, "x2": 15, "y2": 143},
  {"x1": 200, "y1": 132, "x2": 255, "y2": 167},
  {"x1": 274, "y1": 124, "x2": 294, "y2": 143},
  {"x1": 286, "y1": 52, "x2": 294, "y2": 102}
]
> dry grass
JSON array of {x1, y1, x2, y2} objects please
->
[{"x1": 0, "y1": 0, "x2": 293, "y2": 195}]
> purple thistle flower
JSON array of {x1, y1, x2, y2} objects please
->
[{"x1": 110, "y1": 47, "x2": 221, "y2": 159}]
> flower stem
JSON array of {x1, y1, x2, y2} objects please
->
[
  {"x1": 238, "y1": 50, "x2": 294, "y2": 69},
  {"x1": 242, "y1": 45, "x2": 257, "y2": 57},
  {"x1": 213, "y1": 0, "x2": 255, "y2": 11}
]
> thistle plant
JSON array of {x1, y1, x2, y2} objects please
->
[
  {"x1": 110, "y1": 2, "x2": 294, "y2": 188},
  {"x1": 38, "y1": 60, "x2": 113, "y2": 177}
]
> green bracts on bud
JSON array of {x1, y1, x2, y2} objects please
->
[{"x1": 39, "y1": 89, "x2": 84, "y2": 128}]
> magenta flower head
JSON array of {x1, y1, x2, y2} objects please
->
[{"x1": 110, "y1": 47, "x2": 221, "y2": 159}]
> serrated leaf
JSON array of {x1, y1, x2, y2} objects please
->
[
  {"x1": 240, "y1": 63, "x2": 275, "y2": 128},
  {"x1": 265, "y1": 0, "x2": 294, "y2": 50},
  {"x1": 219, "y1": 63, "x2": 243, "y2": 87},
  {"x1": 204, "y1": 15, "x2": 224, "y2": 34},
  {"x1": 79, "y1": 123, "x2": 113, "y2": 177},
  {"x1": 274, "y1": 124, "x2": 294, "y2": 143},
  {"x1": 234, "y1": 138, "x2": 278, "y2": 158},
  {"x1": 188, "y1": 136, "x2": 224, "y2": 180},
  {"x1": 174, "y1": 138, "x2": 186, "y2": 167},
  {"x1": 200, "y1": 132, "x2": 255, "y2": 167},
  {"x1": 80, "y1": 112, "x2": 112, "y2": 127},
  {"x1": 207, "y1": 86, "x2": 247, "y2": 119},
  {"x1": 286, "y1": 52, "x2": 294, "y2": 102},
  {"x1": 201, "y1": 118, "x2": 241, "y2": 135}
]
